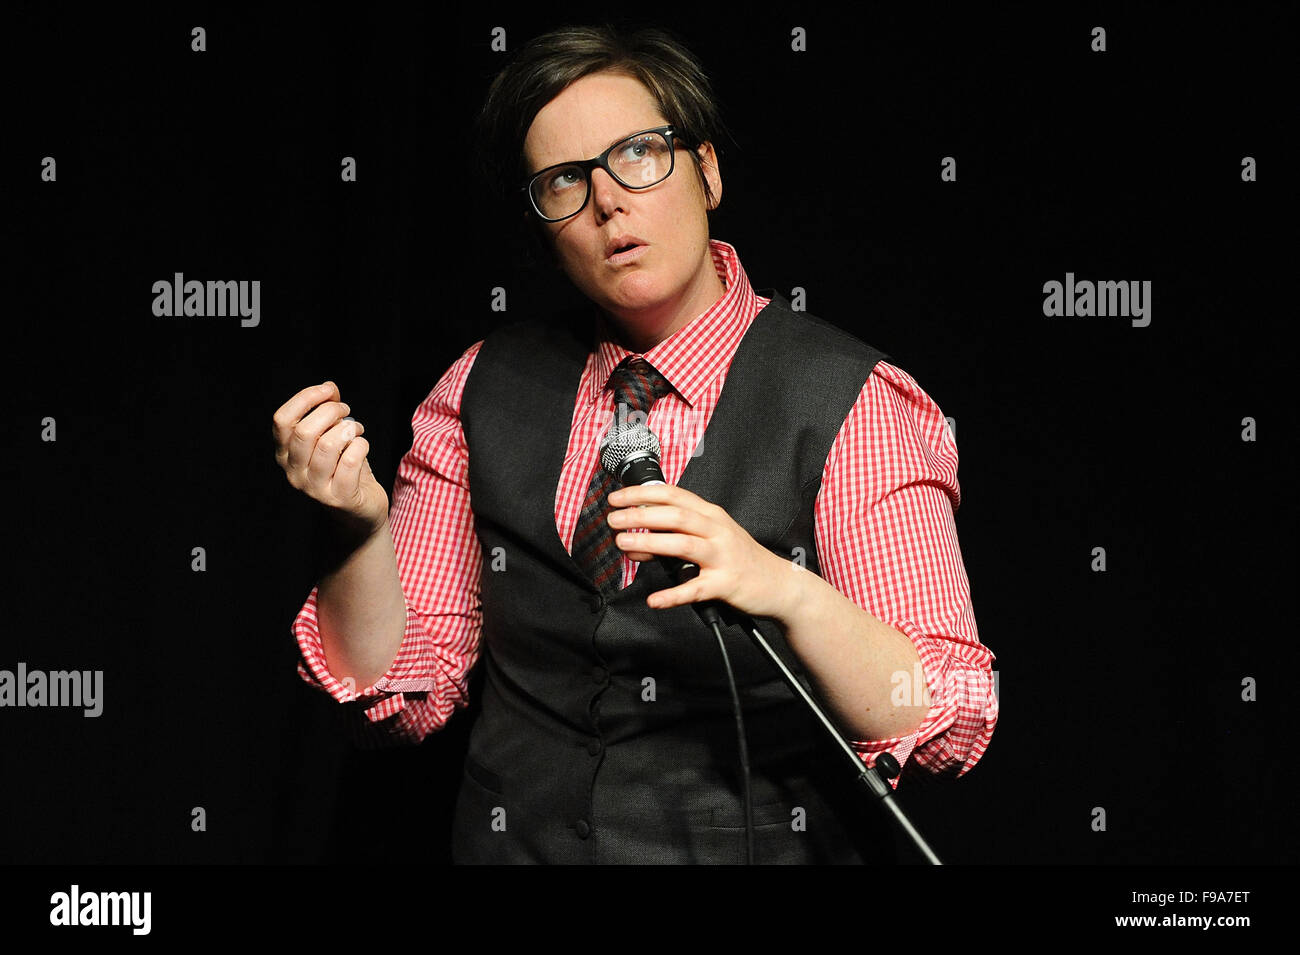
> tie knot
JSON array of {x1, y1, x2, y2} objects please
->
[{"x1": 607, "y1": 356, "x2": 672, "y2": 415}]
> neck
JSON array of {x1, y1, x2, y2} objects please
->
[{"x1": 602, "y1": 264, "x2": 726, "y2": 354}]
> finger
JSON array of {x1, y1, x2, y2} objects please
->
[
  {"x1": 609, "y1": 503, "x2": 710, "y2": 537},
  {"x1": 288, "y1": 398, "x2": 353, "y2": 475},
  {"x1": 644, "y1": 577, "x2": 707, "y2": 610},
  {"x1": 273, "y1": 381, "x2": 339, "y2": 458},
  {"x1": 614, "y1": 530, "x2": 704, "y2": 566},
  {"x1": 612, "y1": 486, "x2": 726, "y2": 527},
  {"x1": 608, "y1": 483, "x2": 700, "y2": 508},
  {"x1": 306, "y1": 416, "x2": 363, "y2": 491},
  {"x1": 328, "y1": 432, "x2": 370, "y2": 504}
]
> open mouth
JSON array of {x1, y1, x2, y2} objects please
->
[{"x1": 607, "y1": 242, "x2": 648, "y2": 263}]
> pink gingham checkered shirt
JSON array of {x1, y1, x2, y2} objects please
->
[{"x1": 293, "y1": 239, "x2": 998, "y2": 787}]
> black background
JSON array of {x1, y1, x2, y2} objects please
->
[{"x1": 2, "y1": 4, "x2": 1293, "y2": 868}]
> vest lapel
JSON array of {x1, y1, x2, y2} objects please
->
[{"x1": 522, "y1": 306, "x2": 606, "y2": 592}]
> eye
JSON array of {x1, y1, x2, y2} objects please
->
[
  {"x1": 617, "y1": 138, "x2": 656, "y2": 163},
  {"x1": 546, "y1": 166, "x2": 583, "y2": 193}
]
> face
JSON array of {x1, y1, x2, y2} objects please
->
[{"x1": 522, "y1": 71, "x2": 723, "y2": 349}]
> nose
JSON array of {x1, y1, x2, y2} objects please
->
[{"x1": 589, "y1": 166, "x2": 627, "y2": 221}]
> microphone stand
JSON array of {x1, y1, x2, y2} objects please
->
[{"x1": 676, "y1": 565, "x2": 944, "y2": 865}]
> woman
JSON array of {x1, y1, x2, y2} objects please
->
[{"x1": 276, "y1": 23, "x2": 997, "y2": 864}]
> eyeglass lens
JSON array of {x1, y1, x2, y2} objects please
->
[{"x1": 530, "y1": 130, "x2": 673, "y2": 220}]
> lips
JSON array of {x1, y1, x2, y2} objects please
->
[
  {"x1": 604, "y1": 234, "x2": 648, "y2": 259},
  {"x1": 606, "y1": 245, "x2": 648, "y2": 266}
]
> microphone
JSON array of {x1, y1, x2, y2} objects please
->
[{"x1": 600, "y1": 424, "x2": 726, "y2": 630}]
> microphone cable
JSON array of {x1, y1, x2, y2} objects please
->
[
  {"x1": 601, "y1": 424, "x2": 755, "y2": 862},
  {"x1": 708, "y1": 615, "x2": 754, "y2": 865}
]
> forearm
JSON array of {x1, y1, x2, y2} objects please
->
[
  {"x1": 771, "y1": 566, "x2": 931, "y2": 742},
  {"x1": 316, "y1": 516, "x2": 408, "y2": 693}
]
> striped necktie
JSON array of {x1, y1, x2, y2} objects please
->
[{"x1": 572, "y1": 356, "x2": 673, "y2": 593}]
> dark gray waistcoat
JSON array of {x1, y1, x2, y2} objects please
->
[{"x1": 454, "y1": 290, "x2": 896, "y2": 863}]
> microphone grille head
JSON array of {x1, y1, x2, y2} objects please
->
[{"x1": 600, "y1": 424, "x2": 661, "y2": 476}]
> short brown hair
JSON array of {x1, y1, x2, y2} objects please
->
[{"x1": 473, "y1": 22, "x2": 730, "y2": 265}]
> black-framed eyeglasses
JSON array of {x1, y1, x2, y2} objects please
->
[{"x1": 521, "y1": 125, "x2": 686, "y2": 223}]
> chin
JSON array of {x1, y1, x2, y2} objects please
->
[{"x1": 603, "y1": 270, "x2": 671, "y2": 309}]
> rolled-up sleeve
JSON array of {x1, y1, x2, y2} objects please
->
[
  {"x1": 814, "y1": 360, "x2": 998, "y2": 789},
  {"x1": 291, "y1": 341, "x2": 486, "y2": 749}
]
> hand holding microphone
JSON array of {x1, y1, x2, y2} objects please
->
[
  {"x1": 600, "y1": 426, "x2": 699, "y2": 578},
  {"x1": 600, "y1": 425, "x2": 799, "y2": 626}
]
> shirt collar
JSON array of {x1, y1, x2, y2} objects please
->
[{"x1": 587, "y1": 238, "x2": 760, "y2": 410}]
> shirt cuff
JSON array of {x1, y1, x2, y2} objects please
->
[
  {"x1": 292, "y1": 586, "x2": 428, "y2": 722},
  {"x1": 846, "y1": 615, "x2": 956, "y2": 789}
]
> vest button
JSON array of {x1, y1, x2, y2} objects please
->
[
  {"x1": 587, "y1": 592, "x2": 606, "y2": 613},
  {"x1": 586, "y1": 739, "x2": 602, "y2": 756},
  {"x1": 575, "y1": 819, "x2": 591, "y2": 839},
  {"x1": 591, "y1": 666, "x2": 609, "y2": 685}
]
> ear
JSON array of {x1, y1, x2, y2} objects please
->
[{"x1": 696, "y1": 142, "x2": 722, "y2": 211}]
